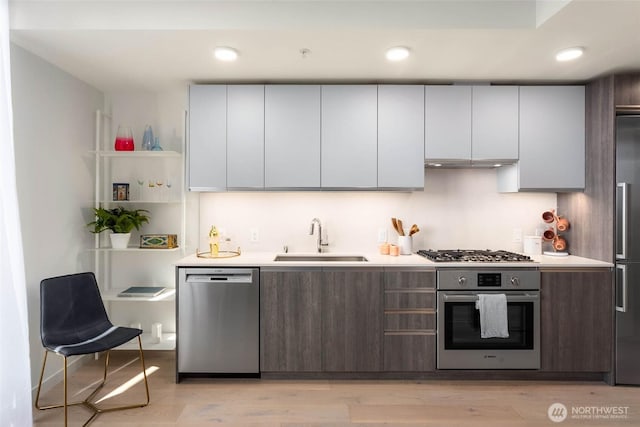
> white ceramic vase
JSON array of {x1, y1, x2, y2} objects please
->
[{"x1": 110, "y1": 232, "x2": 131, "y2": 249}]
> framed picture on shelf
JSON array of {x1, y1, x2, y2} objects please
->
[{"x1": 112, "y1": 183, "x2": 130, "y2": 201}]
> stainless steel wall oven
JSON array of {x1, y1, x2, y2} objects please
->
[{"x1": 437, "y1": 269, "x2": 540, "y2": 370}]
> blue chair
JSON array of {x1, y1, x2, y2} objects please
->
[{"x1": 35, "y1": 272, "x2": 150, "y2": 426}]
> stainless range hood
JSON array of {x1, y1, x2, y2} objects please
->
[{"x1": 425, "y1": 159, "x2": 517, "y2": 169}]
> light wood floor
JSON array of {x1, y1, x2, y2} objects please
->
[{"x1": 33, "y1": 351, "x2": 639, "y2": 426}]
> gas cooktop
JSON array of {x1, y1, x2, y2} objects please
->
[{"x1": 416, "y1": 249, "x2": 533, "y2": 263}]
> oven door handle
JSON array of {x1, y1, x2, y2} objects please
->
[{"x1": 442, "y1": 293, "x2": 539, "y2": 302}]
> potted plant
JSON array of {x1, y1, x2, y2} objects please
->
[{"x1": 87, "y1": 206, "x2": 150, "y2": 249}]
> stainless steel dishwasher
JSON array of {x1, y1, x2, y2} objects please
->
[{"x1": 177, "y1": 268, "x2": 259, "y2": 380}]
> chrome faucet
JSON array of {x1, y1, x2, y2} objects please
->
[{"x1": 309, "y1": 218, "x2": 329, "y2": 253}]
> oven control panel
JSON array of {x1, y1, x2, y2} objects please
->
[{"x1": 437, "y1": 269, "x2": 540, "y2": 290}]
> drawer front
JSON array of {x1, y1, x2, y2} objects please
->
[
  {"x1": 384, "y1": 290, "x2": 435, "y2": 309},
  {"x1": 383, "y1": 333, "x2": 436, "y2": 372},
  {"x1": 384, "y1": 312, "x2": 435, "y2": 331},
  {"x1": 384, "y1": 271, "x2": 436, "y2": 290}
]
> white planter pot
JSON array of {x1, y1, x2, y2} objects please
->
[{"x1": 110, "y1": 233, "x2": 131, "y2": 249}]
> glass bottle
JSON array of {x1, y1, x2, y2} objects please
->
[
  {"x1": 151, "y1": 136, "x2": 163, "y2": 151},
  {"x1": 141, "y1": 125, "x2": 154, "y2": 151}
]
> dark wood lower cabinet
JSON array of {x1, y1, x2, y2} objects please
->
[
  {"x1": 383, "y1": 334, "x2": 435, "y2": 372},
  {"x1": 260, "y1": 270, "x2": 323, "y2": 372},
  {"x1": 383, "y1": 270, "x2": 437, "y2": 372},
  {"x1": 540, "y1": 270, "x2": 614, "y2": 372},
  {"x1": 322, "y1": 270, "x2": 383, "y2": 372},
  {"x1": 261, "y1": 268, "x2": 613, "y2": 376},
  {"x1": 261, "y1": 268, "x2": 383, "y2": 373}
]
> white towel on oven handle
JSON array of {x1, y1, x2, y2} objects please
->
[{"x1": 475, "y1": 294, "x2": 509, "y2": 338}]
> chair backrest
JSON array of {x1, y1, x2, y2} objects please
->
[{"x1": 40, "y1": 272, "x2": 113, "y2": 348}]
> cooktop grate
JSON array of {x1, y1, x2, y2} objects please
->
[{"x1": 416, "y1": 249, "x2": 533, "y2": 263}]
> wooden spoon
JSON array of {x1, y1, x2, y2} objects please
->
[
  {"x1": 391, "y1": 218, "x2": 400, "y2": 235},
  {"x1": 409, "y1": 224, "x2": 420, "y2": 236},
  {"x1": 397, "y1": 219, "x2": 405, "y2": 236}
]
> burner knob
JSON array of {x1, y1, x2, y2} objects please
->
[
  {"x1": 510, "y1": 276, "x2": 520, "y2": 287},
  {"x1": 458, "y1": 276, "x2": 467, "y2": 286}
]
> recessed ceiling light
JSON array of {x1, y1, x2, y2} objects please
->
[
  {"x1": 555, "y1": 47, "x2": 584, "y2": 62},
  {"x1": 386, "y1": 46, "x2": 410, "y2": 62},
  {"x1": 429, "y1": 163, "x2": 442, "y2": 167},
  {"x1": 213, "y1": 47, "x2": 238, "y2": 62},
  {"x1": 493, "y1": 163, "x2": 502, "y2": 168}
]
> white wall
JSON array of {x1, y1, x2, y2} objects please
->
[
  {"x1": 198, "y1": 168, "x2": 557, "y2": 254},
  {"x1": 10, "y1": 44, "x2": 104, "y2": 391}
]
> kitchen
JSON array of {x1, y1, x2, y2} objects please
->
[{"x1": 4, "y1": 0, "x2": 640, "y2": 426}]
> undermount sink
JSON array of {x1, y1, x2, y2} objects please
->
[{"x1": 273, "y1": 255, "x2": 368, "y2": 262}]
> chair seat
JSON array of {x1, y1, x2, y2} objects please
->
[{"x1": 45, "y1": 326, "x2": 142, "y2": 357}]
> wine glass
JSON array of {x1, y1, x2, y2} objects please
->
[
  {"x1": 136, "y1": 178, "x2": 145, "y2": 200},
  {"x1": 166, "y1": 177, "x2": 173, "y2": 201},
  {"x1": 155, "y1": 178, "x2": 164, "y2": 201}
]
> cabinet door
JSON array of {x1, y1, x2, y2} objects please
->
[
  {"x1": 540, "y1": 270, "x2": 613, "y2": 372},
  {"x1": 322, "y1": 270, "x2": 383, "y2": 372},
  {"x1": 518, "y1": 86, "x2": 585, "y2": 190},
  {"x1": 378, "y1": 85, "x2": 425, "y2": 189},
  {"x1": 265, "y1": 85, "x2": 321, "y2": 188},
  {"x1": 425, "y1": 85, "x2": 472, "y2": 161},
  {"x1": 227, "y1": 85, "x2": 264, "y2": 189},
  {"x1": 472, "y1": 86, "x2": 519, "y2": 161},
  {"x1": 188, "y1": 85, "x2": 226, "y2": 191},
  {"x1": 321, "y1": 85, "x2": 377, "y2": 188},
  {"x1": 260, "y1": 270, "x2": 323, "y2": 372}
]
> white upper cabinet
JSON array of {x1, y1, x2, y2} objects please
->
[
  {"x1": 498, "y1": 86, "x2": 585, "y2": 192},
  {"x1": 227, "y1": 85, "x2": 265, "y2": 189},
  {"x1": 425, "y1": 85, "x2": 472, "y2": 161},
  {"x1": 265, "y1": 85, "x2": 321, "y2": 189},
  {"x1": 321, "y1": 85, "x2": 378, "y2": 188},
  {"x1": 472, "y1": 86, "x2": 519, "y2": 161},
  {"x1": 425, "y1": 85, "x2": 519, "y2": 164},
  {"x1": 378, "y1": 85, "x2": 425, "y2": 189},
  {"x1": 188, "y1": 85, "x2": 226, "y2": 191}
]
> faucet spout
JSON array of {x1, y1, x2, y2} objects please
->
[{"x1": 309, "y1": 218, "x2": 328, "y2": 253}]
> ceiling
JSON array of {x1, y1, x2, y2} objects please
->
[{"x1": 8, "y1": 0, "x2": 640, "y2": 92}]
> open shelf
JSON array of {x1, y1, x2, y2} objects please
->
[
  {"x1": 102, "y1": 288, "x2": 176, "y2": 302},
  {"x1": 100, "y1": 199, "x2": 182, "y2": 204},
  {"x1": 92, "y1": 110, "x2": 185, "y2": 356},
  {"x1": 115, "y1": 332, "x2": 176, "y2": 351},
  {"x1": 92, "y1": 247, "x2": 181, "y2": 252},
  {"x1": 92, "y1": 150, "x2": 181, "y2": 158}
]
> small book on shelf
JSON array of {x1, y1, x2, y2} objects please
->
[{"x1": 118, "y1": 286, "x2": 166, "y2": 298}]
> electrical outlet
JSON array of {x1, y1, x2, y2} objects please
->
[
  {"x1": 377, "y1": 228, "x2": 388, "y2": 243},
  {"x1": 250, "y1": 228, "x2": 259, "y2": 243},
  {"x1": 512, "y1": 228, "x2": 523, "y2": 243}
]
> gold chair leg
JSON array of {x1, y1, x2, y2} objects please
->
[
  {"x1": 34, "y1": 337, "x2": 150, "y2": 426},
  {"x1": 34, "y1": 349, "x2": 48, "y2": 410},
  {"x1": 63, "y1": 356, "x2": 68, "y2": 426}
]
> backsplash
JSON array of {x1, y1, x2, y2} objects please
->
[{"x1": 198, "y1": 168, "x2": 557, "y2": 254}]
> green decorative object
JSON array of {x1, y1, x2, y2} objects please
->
[
  {"x1": 87, "y1": 206, "x2": 150, "y2": 234},
  {"x1": 140, "y1": 234, "x2": 177, "y2": 249}
]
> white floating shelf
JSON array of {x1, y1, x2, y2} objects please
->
[
  {"x1": 92, "y1": 150, "x2": 181, "y2": 158},
  {"x1": 115, "y1": 333, "x2": 176, "y2": 351},
  {"x1": 100, "y1": 200, "x2": 182, "y2": 204},
  {"x1": 102, "y1": 288, "x2": 176, "y2": 302},
  {"x1": 92, "y1": 247, "x2": 181, "y2": 252}
]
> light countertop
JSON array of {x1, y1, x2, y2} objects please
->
[{"x1": 175, "y1": 252, "x2": 613, "y2": 269}]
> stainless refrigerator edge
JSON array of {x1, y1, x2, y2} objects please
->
[{"x1": 615, "y1": 115, "x2": 640, "y2": 385}]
